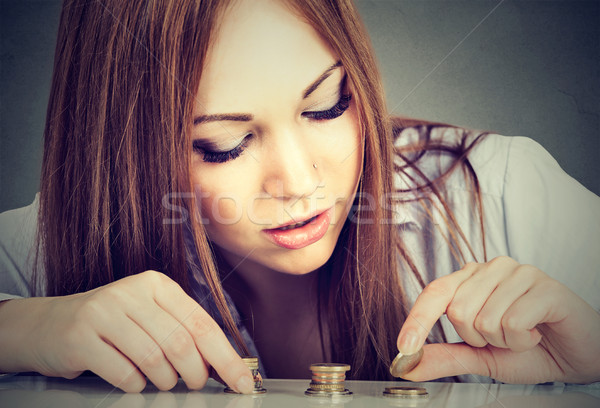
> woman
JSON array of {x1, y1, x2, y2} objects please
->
[{"x1": 0, "y1": 0, "x2": 598, "y2": 394}]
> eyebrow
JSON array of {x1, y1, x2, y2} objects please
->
[
  {"x1": 302, "y1": 60, "x2": 343, "y2": 98},
  {"x1": 193, "y1": 60, "x2": 343, "y2": 125},
  {"x1": 193, "y1": 113, "x2": 252, "y2": 125}
]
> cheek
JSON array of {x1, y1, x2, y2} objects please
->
[
  {"x1": 327, "y1": 106, "x2": 363, "y2": 184},
  {"x1": 201, "y1": 195, "x2": 244, "y2": 226},
  {"x1": 190, "y1": 167, "x2": 249, "y2": 231}
]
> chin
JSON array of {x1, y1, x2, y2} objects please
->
[
  {"x1": 267, "y1": 238, "x2": 338, "y2": 275},
  {"x1": 270, "y1": 260, "x2": 326, "y2": 275},
  {"x1": 212, "y1": 226, "x2": 342, "y2": 276}
]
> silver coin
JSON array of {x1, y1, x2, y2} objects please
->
[{"x1": 389, "y1": 348, "x2": 424, "y2": 377}]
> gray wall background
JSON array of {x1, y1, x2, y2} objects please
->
[{"x1": 1, "y1": 0, "x2": 598, "y2": 213}]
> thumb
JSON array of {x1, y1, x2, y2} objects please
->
[{"x1": 400, "y1": 343, "x2": 497, "y2": 382}]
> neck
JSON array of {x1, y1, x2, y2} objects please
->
[
  {"x1": 215, "y1": 246, "x2": 324, "y2": 309},
  {"x1": 214, "y1": 247, "x2": 332, "y2": 378}
]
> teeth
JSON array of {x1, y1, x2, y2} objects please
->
[{"x1": 278, "y1": 216, "x2": 316, "y2": 231}]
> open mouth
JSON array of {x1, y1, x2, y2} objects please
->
[
  {"x1": 263, "y1": 209, "x2": 331, "y2": 250},
  {"x1": 275, "y1": 215, "x2": 318, "y2": 231}
]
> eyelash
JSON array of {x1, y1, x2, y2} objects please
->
[
  {"x1": 194, "y1": 136, "x2": 251, "y2": 164},
  {"x1": 302, "y1": 93, "x2": 352, "y2": 121},
  {"x1": 194, "y1": 92, "x2": 352, "y2": 164}
]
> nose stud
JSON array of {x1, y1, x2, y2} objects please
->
[{"x1": 313, "y1": 163, "x2": 318, "y2": 169}]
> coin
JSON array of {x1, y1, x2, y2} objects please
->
[
  {"x1": 383, "y1": 386, "x2": 428, "y2": 396},
  {"x1": 224, "y1": 356, "x2": 266, "y2": 394},
  {"x1": 310, "y1": 363, "x2": 351, "y2": 372},
  {"x1": 389, "y1": 348, "x2": 424, "y2": 377},
  {"x1": 308, "y1": 383, "x2": 346, "y2": 391},
  {"x1": 305, "y1": 363, "x2": 352, "y2": 396},
  {"x1": 241, "y1": 357, "x2": 259, "y2": 370}
]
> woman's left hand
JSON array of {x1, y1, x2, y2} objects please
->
[{"x1": 396, "y1": 256, "x2": 600, "y2": 384}]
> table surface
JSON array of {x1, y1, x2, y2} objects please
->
[{"x1": 1, "y1": 375, "x2": 599, "y2": 408}]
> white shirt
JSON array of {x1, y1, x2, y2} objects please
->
[
  {"x1": 392, "y1": 127, "x2": 600, "y2": 372},
  {"x1": 392, "y1": 127, "x2": 599, "y2": 312}
]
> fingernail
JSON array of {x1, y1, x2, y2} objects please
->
[
  {"x1": 235, "y1": 374, "x2": 254, "y2": 394},
  {"x1": 399, "y1": 332, "x2": 419, "y2": 354}
]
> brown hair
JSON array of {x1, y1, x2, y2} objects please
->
[
  {"x1": 286, "y1": 1, "x2": 487, "y2": 379},
  {"x1": 39, "y1": 0, "x2": 485, "y2": 381},
  {"x1": 38, "y1": 0, "x2": 247, "y2": 346},
  {"x1": 283, "y1": 0, "x2": 404, "y2": 379}
]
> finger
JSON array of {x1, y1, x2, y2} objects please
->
[
  {"x1": 128, "y1": 303, "x2": 210, "y2": 390},
  {"x1": 397, "y1": 263, "x2": 479, "y2": 354},
  {"x1": 447, "y1": 258, "x2": 518, "y2": 348},
  {"x1": 209, "y1": 364, "x2": 226, "y2": 386},
  {"x1": 85, "y1": 337, "x2": 147, "y2": 393},
  {"x1": 152, "y1": 275, "x2": 254, "y2": 394},
  {"x1": 176, "y1": 307, "x2": 253, "y2": 393},
  {"x1": 403, "y1": 342, "x2": 562, "y2": 384},
  {"x1": 97, "y1": 313, "x2": 179, "y2": 391},
  {"x1": 501, "y1": 284, "x2": 560, "y2": 352},
  {"x1": 400, "y1": 342, "x2": 505, "y2": 382},
  {"x1": 474, "y1": 264, "x2": 541, "y2": 349}
]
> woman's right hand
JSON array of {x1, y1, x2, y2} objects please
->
[{"x1": 0, "y1": 270, "x2": 255, "y2": 393}]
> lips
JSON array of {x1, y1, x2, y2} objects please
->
[
  {"x1": 277, "y1": 215, "x2": 318, "y2": 231},
  {"x1": 262, "y1": 208, "x2": 332, "y2": 250}
]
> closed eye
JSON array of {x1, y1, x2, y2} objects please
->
[
  {"x1": 303, "y1": 74, "x2": 352, "y2": 121},
  {"x1": 193, "y1": 71, "x2": 351, "y2": 164},
  {"x1": 302, "y1": 93, "x2": 352, "y2": 121},
  {"x1": 193, "y1": 134, "x2": 252, "y2": 163}
]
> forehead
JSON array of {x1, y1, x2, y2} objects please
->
[{"x1": 195, "y1": 0, "x2": 338, "y2": 112}]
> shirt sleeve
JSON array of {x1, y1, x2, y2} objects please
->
[
  {"x1": 0, "y1": 194, "x2": 40, "y2": 300},
  {"x1": 502, "y1": 137, "x2": 600, "y2": 311}
]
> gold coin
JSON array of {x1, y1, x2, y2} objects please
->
[
  {"x1": 309, "y1": 363, "x2": 351, "y2": 373},
  {"x1": 241, "y1": 356, "x2": 259, "y2": 370},
  {"x1": 383, "y1": 386, "x2": 427, "y2": 396},
  {"x1": 311, "y1": 374, "x2": 346, "y2": 381},
  {"x1": 305, "y1": 389, "x2": 352, "y2": 396},
  {"x1": 224, "y1": 387, "x2": 267, "y2": 395},
  {"x1": 389, "y1": 348, "x2": 424, "y2": 377},
  {"x1": 308, "y1": 383, "x2": 346, "y2": 391}
]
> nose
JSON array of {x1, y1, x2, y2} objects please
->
[{"x1": 261, "y1": 127, "x2": 321, "y2": 200}]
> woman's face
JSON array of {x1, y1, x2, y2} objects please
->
[{"x1": 191, "y1": 0, "x2": 363, "y2": 276}]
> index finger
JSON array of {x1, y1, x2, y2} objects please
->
[
  {"x1": 153, "y1": 275, "x2": 255, "y2": 394},
  {"x1": 397, "y1": 263, "x2": 478, "y2": 354}
]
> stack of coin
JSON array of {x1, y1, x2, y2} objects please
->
[
  {"x1": 224, "y1": 356, "x2": 267, "y2": 394},
  {"x1": 383, "y1": 387, "x2": 429, "y2": 407},
  {"x1": 305, "y1": 363, "x2": 352, "y2": 396},
  {"x1": 383, "y1": 386, "x2": 428, "y2": 398}
]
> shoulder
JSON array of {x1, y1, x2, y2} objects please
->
[
  {"x1": 394, "y1": 125, "x2": 558, "y2": 199},
  {"x1": 0, "y1": 194, "x2": 41, "y2": 297},
  {"x1": 0, "y1": 194, "x2": 40, "y2": 232},
  {"x1": 394, "y1": 125, "x2": 600, "y2": 310},
  {"x1": 0, "y1": 194, "x2": 39, "y2": 253}
]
